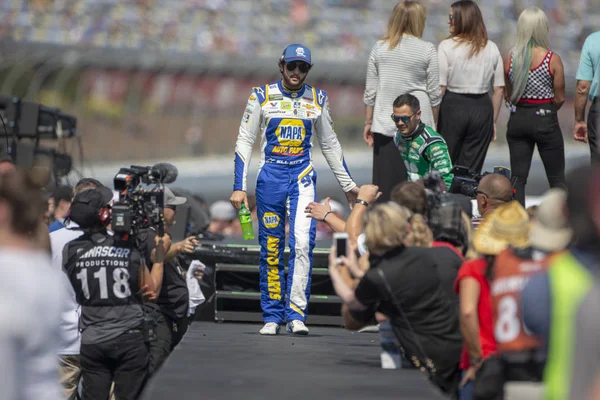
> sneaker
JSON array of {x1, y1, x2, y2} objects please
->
[
  {"x1": 358, "y1": 324, "x2": 380, "y2": 333},
  {"x1": 286, "y1": 320, "x2": 309, "y2": 335},
  {"x1": 259, "y1": 322, "x2": 280, "y2": 335}
]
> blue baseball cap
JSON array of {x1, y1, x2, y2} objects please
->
[{"x1": 281, "y1": 44, "x2": 312, "y2": 65}]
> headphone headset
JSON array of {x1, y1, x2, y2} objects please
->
[
  {"x1": 98, "y1": 205, "x2": 111, "y2": 225},
  {"x1": 65, "y1": 185, "x2": 112, "y2": 228}
]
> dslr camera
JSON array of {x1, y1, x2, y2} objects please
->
[
  {"x1": 448, "y1": 165, "x2": 513, "y2": 199},
  {"x1": 111, "y1": 163, "x2": 178, "y2": 239}
]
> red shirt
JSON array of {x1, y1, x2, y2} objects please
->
[
  {"x1": 432, "y1": 241, "x2": 464, "y2": 259},
  {"x1": 454, "y1": 258, "x2": 497, "y2": 370}
]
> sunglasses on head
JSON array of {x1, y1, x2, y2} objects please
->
[
  {"x1": 390, "y1": 113, "x2": 416, "y2": 125},
  {"x1": 285, "y1": 61, "x2": 311, "y2": 73}
]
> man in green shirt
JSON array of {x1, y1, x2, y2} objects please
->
[{"x1": 392, "y1": 94, "x2": 454, "y2": 189}]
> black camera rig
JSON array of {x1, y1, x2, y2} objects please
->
[
  {"x1": 0, "y1": 93, "x2": 77, "y2": 181},
  {"x1": 111, "y1": 163, "x2": 178, "y2": 240},
  {"x1": 449, "y1": 165, "x2": 515, "y2": 198}
]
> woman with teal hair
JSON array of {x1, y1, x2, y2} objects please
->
[{"x1": 503, "y1": 7, "x2": 567, "y2": 207}]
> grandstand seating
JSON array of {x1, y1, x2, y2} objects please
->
[{"x1": 0, "y1": 0, "x2": 598, "y2": 75}]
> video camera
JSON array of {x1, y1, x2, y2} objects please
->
[
  {"x1": 422, "y1": 171, "x2": 469, "y2": 254},
  {"x1": 448, "y1": 165, "x2": 514, "y2": 198},
  {"x1": 111, "y1": 163, "x2": 178, "y2": 239},
  {"x1": 0, "y1": 94, "x2": 77, "y2": 181}
]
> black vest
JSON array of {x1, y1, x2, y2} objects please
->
[{"x1": 63, "y1": 232, "x2": 144, "y2": 344}]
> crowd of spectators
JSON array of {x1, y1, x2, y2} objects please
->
[
  {"x1": 319, "y1": 166, "x2": 600, "y2": 398},
  {"x1": 0, "y1": 0, "x2": 597, "y2": 75}
]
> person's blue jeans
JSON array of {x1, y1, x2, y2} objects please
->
[{"x1": 459, "y1": 370, "x2": 473, "y2": 400}]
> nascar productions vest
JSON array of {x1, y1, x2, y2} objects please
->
[
  {"x1": 490, "y1": 248, "x2": 547, "y2": 353},
  {"x1": 545, "y1": 252, "x2": 593, "y2": 400},
  {"x1": 63, "y1": 233, "x2": 144, "y2": 334}
]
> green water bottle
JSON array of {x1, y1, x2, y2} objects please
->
[{"x1": 239, "y1": 203, "x2": 255, "y2": 240}]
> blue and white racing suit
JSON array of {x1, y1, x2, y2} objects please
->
[{"x1": 233, "y1": 80, "x2": 356, "y2": 324}]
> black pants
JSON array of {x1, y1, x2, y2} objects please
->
[
  {"x1": 506, "y1": 103, "x2": 566, "y2": 206},
  {"x1": 588, "y1": 98, "x2": 600, "y2": 163},
  {"x1": 438, "y1": 91, "x2": 494, "y2": 174},
  {"x1": 372, "y1": 132, "x2": 406, "y2": 203},
  {"x1": 473, "y1": 354, "x2": 544, "y2": 400},
  {"x1": 80, "y1": 330, "x2": 149, "y2": 400},
  {"x1": 146, "y1": 305, "x2": 172, "y2": 376},
  {"x1": 164, "y1": 313, "x2": 190, "y2": 350}
]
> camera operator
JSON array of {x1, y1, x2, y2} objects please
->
[
  {"x1": 142, "y1": 187, "x2": 198, "y2": 372},
  {"x1": 393, "y1": 181, "x2": 467, "y2": 302},
  {"x1": 50, "y1": 178, "x2": 110, "y2": 400},
  {"x1": 472, "y1": 173, "x2": 513, "y2": 227},
  {"x1": 63, "y1": 186, "x2": 164, "y2": 400}
]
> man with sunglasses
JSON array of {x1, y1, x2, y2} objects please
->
[
  {"x1": 230, "y1": 44, "x2": 359, "y2": 336},
  {"x1": 472, "y1": 173, "x2": 514, "y2": 228},
  {"x1": 392, "y1": 94, "x2": 454, "y2": 189}
]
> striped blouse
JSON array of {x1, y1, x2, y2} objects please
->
[{"x1": 364, "y1": 35, "x2": 441, "y2": 137}]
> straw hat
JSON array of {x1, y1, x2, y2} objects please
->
[
  {"x1": 473, "y1": 201, "x2": 530, "y2": 255},
  {"x1": 529, "y1": 188, "x2": 572, "y2": 252}
]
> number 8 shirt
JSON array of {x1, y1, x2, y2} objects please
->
[
  {"x1": 490, "y1": 248, "x2": 547, "y2": 353},
  {"x1": 63, "y1": 233, "x2": 145, "y2": 344},
  {"x1": 454, "y1": 258, "x2": 497, "y2": 370}
]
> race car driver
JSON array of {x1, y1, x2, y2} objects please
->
[
  {"x1": 230, "y1": 44, "x2": 359, "y2": 336},
  {"x1": 392, "y1": 93, "x2": 454, "y2": 189}
]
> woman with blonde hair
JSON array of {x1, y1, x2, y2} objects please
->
[
  {"x1": 504, "y1": 7, "x2": 566, "y2": 207},
  {"x1": 329, "y1": 201, "x2": 462, "y2": 395},
  {"x1": 438, "y1": 0, "x2": 504, "y2": 174},
  {"x1": 363, "y1": 202, "x2": 433, "y2": 250},
  {"x1": 363, "y1": 1, "x2": 441, "y2": 202}
]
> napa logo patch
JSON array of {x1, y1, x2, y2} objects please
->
[
  {"x1": 263, "y1": 212, "x2": 280, "y2": 229},
  {"x1": 275, "y1": 119, "x2": 305, "y2": 146}
]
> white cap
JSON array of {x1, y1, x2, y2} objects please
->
[
  {"x1": 529, "y1": 188, "x2": 573, "y2": 253},
  {"x1": 209, "y1": 200, "x2": 237, "y2": 221}
]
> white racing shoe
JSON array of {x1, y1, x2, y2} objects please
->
[
  {"x1": 259, "y1": 322, "x2": 280, "y2": 335},
  {"x1": 286, "y1": 320, "x2": 309, "y2": 335}
]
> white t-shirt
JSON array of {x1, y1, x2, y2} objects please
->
[
  {"x1": 50, "y1": 224, "x2": 84, "y2": 355},
  {"x1": 0, "y1": 249, "x2": 63, "y2": 400},
  {"x1": 438, "y1": 38, "x2": 505, "y2": 94}
]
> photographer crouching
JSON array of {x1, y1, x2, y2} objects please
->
[{"x1": 63, "y1": 186, "x2": 164, "y2": 400}]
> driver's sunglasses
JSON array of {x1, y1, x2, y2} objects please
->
[
  {"x1": 285, "y1": 61, "x2": 311, "y2": 73},
  {"x1": 391, "y1": 113, "x2": 416, "y2": 125}
]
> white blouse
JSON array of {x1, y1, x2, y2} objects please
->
[{"x1": 438, "y1": 38, "x2": 505, "y2": 94}]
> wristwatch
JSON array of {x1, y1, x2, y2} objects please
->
[
  {"x1": 470, "y1": 356, "x2": 483, "y2": 367},
  {"x1": 355, "y1": 199, "x2": 369, "y2": 207}
]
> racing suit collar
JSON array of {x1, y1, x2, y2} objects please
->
[
  {"x1": 278, "y1": 80, "x2": 306, "y2": 98},
  {"x1": 398, "y1": 121, "x2": 425, "y2": 141}
]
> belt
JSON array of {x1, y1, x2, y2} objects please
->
[
  {"x1": 265, "y1": 158, "x2": 308, "y2": 166},
  {"x1": 517, "y1": 98, "x2": 554, "y2": 104}
]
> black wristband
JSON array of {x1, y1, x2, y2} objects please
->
[{"x1": 355, "y1": 199, "x2": 369, "y2": 207}]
